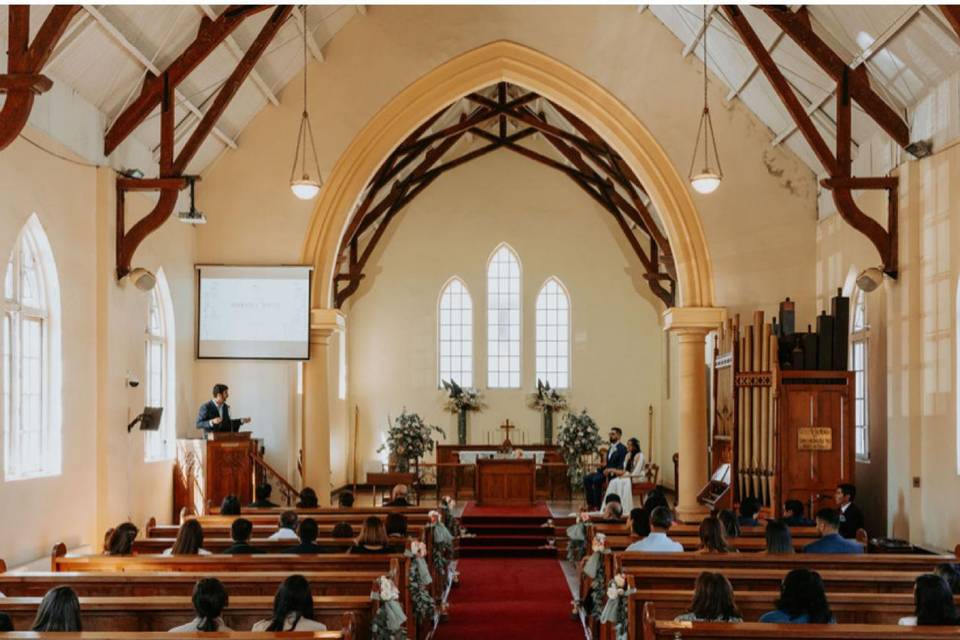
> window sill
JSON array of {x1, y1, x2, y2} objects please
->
[
  {"x1": 144, "y1": 456, "x2": 175, "y2": 464},
  {"x1": 4, "y1": 469, "x2": 61, "y2": 482}
]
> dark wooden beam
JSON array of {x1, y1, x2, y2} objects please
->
[
  {"x1": 819, "y1": 176, "x2": 898, "y2": 190},
  {"x1": 0, "y1": 5, "x2": 81, "y2": 151},
  {"x1": 172, "y1": 5, "x2": 291, "y2": 174},
  {"x1": 760, "y1": 5, "x2": 909, "y2": 146},
  {"x1": 940, "y1": 6, "x2": 960, "y2": 39},
  {"x1": 104, "y1": 5, "x2": 270, "y2": 155}
]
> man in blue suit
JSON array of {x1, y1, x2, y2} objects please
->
[
  {"x1": 803, "y1": 508, "x2": 864, "y2": 554},
  {"x1": 196, "y1": 383, "x2": 251, "y2": 433},
  {"x1": 583, "y1": 427, "x2": 627, "y2": 510}
]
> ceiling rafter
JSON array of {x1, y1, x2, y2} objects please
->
[
  {"x1": 941, "y1": 6, "x2": 960, "y2": 40},
  {"x1": 682, "y1": 5, "x2": 717, "y2": 58},
  {"x1": 199, "y1": 4, "x2": 279, "y2": 106}
]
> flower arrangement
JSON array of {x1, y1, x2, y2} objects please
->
[
  {"x1": 370, "y1": 575, "x2": 407, "y2": 640},
  {"x1": 583, "y1": 532, "x2": 609, "y2": 616},
  {"x1": 405, "y1": 542, "x2": 435, "y2": 624},
  {"x1": 430, "y1": 516, "x2": 455, "y2": 587},
  {"x1": 440, "y1": 495, "x2": 460, "y2": 537},
  {"x1": 565, "y1": 510, "x2": 592, "y2": 562},
  {"x1": 556, "y1": 408, "x2": 603, "y2": 481},
  {"x1": 528, "y1": 378, "x2": 569, "y2": 411},
  {"x1": 442, "y1": 379, "x2": 484, "y2": 413},
  {"x1": 378, "y1": 411, "x2": 445, "y2": 473},
  {"x1": 599, "y1": 573, "x2": 634, "y2": 640}
]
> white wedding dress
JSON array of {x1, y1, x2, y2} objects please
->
[{"x1": 603, "y1": 452, "x2": 644, "y2": 513}]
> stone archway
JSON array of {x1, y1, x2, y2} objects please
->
[{"x1": 300, "y1": 40, "x2": 724, "y2": 518}]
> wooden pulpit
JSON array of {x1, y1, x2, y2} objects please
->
[
  {"x1": 174, "y1": 432, "x2": 257, "y2": 518},
  {"x1": 475, "y1": 458, "x2": 536, "y2": 506}
]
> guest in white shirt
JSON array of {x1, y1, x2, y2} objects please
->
[
  {"x1": 898, "y1": 574, "x2": 957, "y2": 626},
  {"x1": 267, "y1": 510, "x2": 301, "y2": 541},
  {"x1": 625, "y1": 506, "x2": 684, "y2": 553},
  {"x1": 162, "y1": 519, "x2": 212, "y2": 556},
  {"x1": 251, "y1": 575, "x2": 327, "y2": 632},
  {"x1": 169, "y1": 578, "x2": 232, "y2": 632}
]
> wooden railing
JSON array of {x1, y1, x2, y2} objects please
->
[{"x1": 249, "y1": 449, "x2": 300, "y2": 506}]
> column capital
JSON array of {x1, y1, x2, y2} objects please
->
[
  {"x1": 310, "y1": 308, "x2": 346, "y2": 345},
  {"x1": 662, "y1": 306, "x2": 726, "y2": 334}
]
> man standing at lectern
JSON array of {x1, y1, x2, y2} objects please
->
[{"x1": 196, "y1": 384, "x2": 252, "y2": 433}]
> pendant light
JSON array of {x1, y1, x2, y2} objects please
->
[
  {"x1": 688, "y1": 5, "x2": 723, "y2": 195},
  {"x1": 289, "y1": 5, "x2": 322, "y2": 200}
]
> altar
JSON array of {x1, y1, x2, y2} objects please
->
[{"x1": 435, "y1": 444, "x2": 569, "y2": 500}]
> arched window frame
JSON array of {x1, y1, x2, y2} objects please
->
[
  {"x1": 486, "y1": 243, "x2": 521, "y2": 389},
  {"x1": 535, "y1": 277, "x2": 571, "y2": 389},
  {"x1": 2, "y1": 214, "x2": 62, "y2": 480},
  {"x1": 144, "y1": 269, "x2": 176, "y2": 462},
  {"x1": 437, "y1": 277, "x2": 474, "y2": 388},
  {"x1": 850, "y1": 289, "x2": 869, "y2": 462}
]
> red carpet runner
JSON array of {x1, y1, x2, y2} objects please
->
[{"x1": 436, "y1": 557, "x2": 584, "y2": 640}]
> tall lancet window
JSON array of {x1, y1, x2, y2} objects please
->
[
  {"x1": 851, "y1": 289, "x2": 869, "y2": 461},
  {"x1": 145, "y1": 269, "x2": 176, "y2": 461},
  {"x1": 535, "y1": 277, "x2": 570, "y2": 388},
  {"x1": 2, "y1": 215, "x2": 62, "y2": 480},
  {"x1": 487, "y1": 244, "x2": 521, "y2": 388},
  {"x1": 438, "y1": 278, "x2": 473, "y2": 388}
]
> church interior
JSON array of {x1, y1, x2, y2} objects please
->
[{"x1": 3, "y1": 3, "x2": 960, "y2": 639}]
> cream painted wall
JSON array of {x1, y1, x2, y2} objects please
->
[
  {"x1": 195, "y1": 6, "x2": 817, "y2": 492},
  {"x1": 343, "y1": 141, "x2": 669, "y2": 482}
]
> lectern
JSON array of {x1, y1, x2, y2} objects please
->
[{"x1": 174, "y1": 432, "x2": 256, "y2": 518}]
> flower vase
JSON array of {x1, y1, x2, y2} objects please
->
[
  {"x1": 543, "y1": 408, "x2": 553, "y2": 444},
  {"x1": 457, "y1": 409, "x2": 467, "y2": 445}
]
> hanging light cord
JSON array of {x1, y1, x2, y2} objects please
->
[
  {"x1": 702, "y1": 5, "x2": 709, "y2": 170},
  {"x1": 301, "y1": 4, "x2": 308, "y2": 175}
]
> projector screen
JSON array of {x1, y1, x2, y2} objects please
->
[{"x1": 197, "y1": 265, "x2": 312, "y2": 359}]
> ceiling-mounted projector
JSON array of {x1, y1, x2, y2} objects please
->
[{"x1": 178, "y1": 177, "x2": 207, "y2": 225}]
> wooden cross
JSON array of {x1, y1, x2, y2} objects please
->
[{"x1": 499, "y1": 419, "x2": 516, "y2": 447}]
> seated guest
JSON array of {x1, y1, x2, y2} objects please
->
[
  {"x1": 674, "y1": 572, "x2": 742, "y2": 622},
  {"x1": 602, "y1": 501, "x2": 623, "y2": 520},
  {"x1": 170, "y1": 578, "x2": 231, "y2": 632},
  {"x1": 625, "y1": 506, "x2": 683, "y2": 553},
  {"x1": 104, "y1": 522, "x2": 138, "y2": 556},
  {"x1": 804, "y1": 508, "x2": 863, "y2": 554},
  {"x1": 222, "y1": 518, "x2": 263, "y2": 554},
  {"x1": 763, "y1": 520, "x2": 794, "y2": 555},
  {"x1": 350, "y1": 516, "x2": 402, "y2": 554},
  {"x1": 630, "y1": 488, "x2": 669, "y2": 537},
  {"x1": 628, "y1": 507, "x2": 649, "y2": 538},
  {"x1": 163, "y1": 519, "x2": 211, "y2": 555},
  {"x1": 249, "y1": 483, "x2": 278, "y2": 509},
  {"x1": 220, "y1": 494, "x2": 242, "y2": 516},
  {"x1": 284, "y1": 518, "x2": 338, "y2": 554},
  {"x1": 899, "y1": 574, "x2": 958, "y2": 626},
  {"x1": 385, "y1": 513, "x2": 408, "y2": 540},
  {"x1": 31, "y1": 586, "x2": 81, "y2": 631},
  {"x1": 717, "y1": 509, "x2": 741, "y2": 539},
  {"x1": 0, "y1": 613, "x2": 12, "y2": 631},
  {"x1": 297, "y1": 487, "x2": 319, "y2": 509},
  {"x1": 252, "y1": 574, "x2": 327, "y2": 631},
  {"x1": 583, "y1": 427, "x2": 627, "y2": 510},
  {"x1": 835, "y1": 483, "x2": 865, "y2": 539},
  {"x1": 737, "y1": 496, "x2": 761, "y2": 527},
  {"x1": 268, "y1": 511, "x2": 300, "y2": 541},
  {"x1": 760, "y1": 568, "x2": 834, "y2": 624},
  {"x1": 338, "y1": 490, "x2": 355, "y2": 508},
  {"x1": 331, "y1": 522, "x2": 355, "y2": 539},
  {"x1": 697, "y1": 516, "x2": 734, "y2": 554},
  {"x1": 385, "y1": 484, "x2": 410, "y2": 507},
  {"x1": 935, "y1": 563, "x2": 960, "y2": 594},
  {"x1": 782, "y1": 499, "x2": 814, "y2": 527}
]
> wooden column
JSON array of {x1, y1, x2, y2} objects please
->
[
  {"x1": 302, "y1": 309, "x2": 345, "y2": 506},
  {"x1": 664, "y1": 306, "x2": 725, "y2": 523}
]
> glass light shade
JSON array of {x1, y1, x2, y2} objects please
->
[
  {"x1": 690, "y1": 171, "x2": 721, "y2": 194},
  {"x1": 291, "y1": 178, "x2": 321, "y2": 200}
]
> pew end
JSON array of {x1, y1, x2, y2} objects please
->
[
  {"x1": 341, "y1": 611, "x2": 358, "y2": 640},
  {"x1": 641, "y1": 601, "x2": 657, "y2": 640},
  {"x1": 0, "y1": 559, "x2": 6, "y2": 573},
  {"x1": 50, "y1": 542, "x2": 66, "y2": 572},
  {"x1": 143, "y1": 517, "x2": 156, "y2": 537},
  {"x1": 954, "y1": 543, "x2": 959, "y2": 558}
]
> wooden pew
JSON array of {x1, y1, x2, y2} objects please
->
[
  {"x1": 592, "y1": 520, "x2": 819, "y2": 539},
  {"x1": 643, "y1": 603, "x2": 960, "y2": 639},
  {"x1": 0, "y1": 596, "x2": 362, "y2": 638},
  {"x1": 0, "y1": 634, "x2": 348, "y2": 639},
  {"x1": 599, "y1": 533, "x2": 810, "y2": 553},
  {"x1": 131, "y1": 538, "x2": 355, "y2": 554},
  {"x1": 622, "y1": 567, "x2": 920, "y2": 594},
  {"x1": 146, "y1": 522, "x2": 425, "y2": 540},
  {"x1": 0, "y1": 571, "x2": 382, "y2": 598},
  {"x1": 210, "y1": 507, "x2": 433, "y2": 516}
]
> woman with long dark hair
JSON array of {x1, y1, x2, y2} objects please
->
[
  {"x1": 603, "y1": 438, "x2": 645, "y2": 512},
  {"x1": 763, "y1": 520, "x2": 794, "y2": 554},
  {"x1": 350, "y1": 516, "x2": 393, "y2": 553},
  {"x1": 31, "y1": 586, "x2": 81, "y2": 631},
  {"x1": 163, "y1": 519, "x2": 210, "y2": 556},
  {"x1": 696, "y1": 516, "x2": 735, "y2": 554},
  {"x1": 759, "y1": 568, "x2": 834, "y2": 624},
  {"x1": 674, "y1": 572, "x2": 742, "y2": 622},
  {"x1": 899, "y1": 574, "x2": 957, "y2": 626},
  {"x1": 252, "y1": 575, "x2": 327, "y2": 631},
  {"x1": 169, "y1": 578, "x2": 231, "y2": 632},
  {"x1": 717, "y1": 509, "x2": 741, "y2": 540},
  {"x1": 104, "y1": 522, "x2": 138, "y2": 556},
  {"x1": 935, "y1": 563, "x2": 960, "y2": 595},
  {"x1": 219, "y1": 495, "x2": 242, "y2": 516}
]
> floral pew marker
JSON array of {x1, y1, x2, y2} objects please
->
[{"x1": 371, "y1": 575, "x2": 407, "y2": 640}]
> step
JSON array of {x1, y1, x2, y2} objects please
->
[
  {"x1": 458, "y1": 545, "x2": 558, "y2": 558},
  {"x1": 460, "y1": 536, "x2": 552, "y2": 548}
]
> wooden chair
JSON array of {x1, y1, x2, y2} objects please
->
[{"x1": 631, "y1": 463, "x2": 660, "y2": 505}]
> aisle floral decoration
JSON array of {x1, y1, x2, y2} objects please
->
[
  {"x1": 440, "y1": 495, "x2": 461, "y2": 537},
  {"x1": 378, "y1": 410, "x2": 445, "y2": 473},
  {"x1": 556, "y1": 408, "x2": 603, "y2": 482},
  {"x1": 429, "y1": 510, "x2": 455, "y2": 580},
  {"x1": 370, "y1": 575, "x2": 408, "y2": 640},
  {"x1": 599, "y1": 573, "x2": 635, "y2": 640},
  {"x1": 405, "y1": 541, "x2": 436, "y2": 625},
  {"x1": 565, "y1": 511, "x2": 592, "y2": 562},
  {"x1": 583, "y1": 532, "x2": 610, "y2": 616}
]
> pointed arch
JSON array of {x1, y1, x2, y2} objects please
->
[
  {"x1": 487, "y1": 243, "x2": 521, "y2": 388},
  {"x1": 437, "y1": 276, "x2": 474, "y2": 388},
  {"x1": 145, "y1": 268, "x2": 176, "y2": 461},
  {"x1": 2, "y1": 213, "x2": 62, "y2": 480},
  {"x1": 535, "y1": 276, "x2": 571, "y2": 389}
]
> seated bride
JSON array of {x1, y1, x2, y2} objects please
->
[{"x1": 603, "y1": 437, "x2": 644, "y2": 513}]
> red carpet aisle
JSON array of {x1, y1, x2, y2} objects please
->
[{"x1": 436, "y1": 557, "x2": 585, "y2": 640}]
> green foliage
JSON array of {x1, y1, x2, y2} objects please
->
[
  {"x1": 556, "y1": 409, "x2": 602, "y2": 480},
  {"x1": 378, "y1": 410, "x2": 445, "y2": 463}
]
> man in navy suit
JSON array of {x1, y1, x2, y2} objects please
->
[
  {"x1": 835, "y1": 483, "x2": 865, "y2": 539},
  {"x1": 583, "y1": 427, "x2": 627, "y2": 510},
  {"x1": 803, "y1": 508, "x2": 864, "y2": 554},
  {"x1": 196, "y1": 383, "x2": 251, "y2": 433}
]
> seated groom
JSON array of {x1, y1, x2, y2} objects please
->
[{"x1": 583, "y1": 427, "x2": 627, "y2": 511}]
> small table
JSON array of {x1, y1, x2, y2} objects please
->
[{"x1": 475, "y1": 458, "x2": 536, "y2": 506}]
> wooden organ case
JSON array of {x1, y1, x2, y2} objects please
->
[{"x1": 710, "y1": 306, "x2": 855, "y2": 518}]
